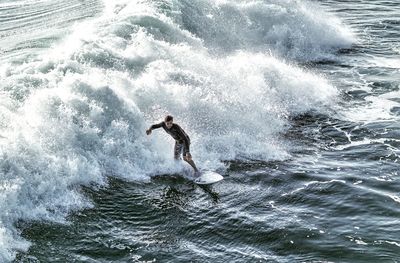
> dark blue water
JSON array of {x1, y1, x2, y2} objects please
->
[{"x1": 0, "y1": 0, "x2": 399, "y2": 262}]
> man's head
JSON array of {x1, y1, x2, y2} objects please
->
[{"x1": 164, "y1": 115, "x2": 173, "y2": 129}]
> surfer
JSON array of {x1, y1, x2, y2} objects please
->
[{"x1": 146, "y1": 115, "x2": 199, "y2": 175}]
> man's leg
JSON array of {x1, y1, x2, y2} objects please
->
[
  {"x1": 185, "y1": 158, "x2": 199, "y2": 174},
  {"x1": 183, "y1": 147, "x2": 199, "y2": 174},
  {"x1": 174, "y1": 141, "x2": 182, "y2": 160}
]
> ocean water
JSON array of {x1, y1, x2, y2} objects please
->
[{"x1": 0, "y1": 0, "x2": 399, "y2": 262}]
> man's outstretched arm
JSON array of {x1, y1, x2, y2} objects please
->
[{"x1": 146, "y1": 122, "x2": 163, "y2": 135}]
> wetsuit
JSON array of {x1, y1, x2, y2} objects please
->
[{"x1": 150, "y1": 122, "x2": 191, "y2": 158}]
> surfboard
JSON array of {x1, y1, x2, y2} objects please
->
[{"x1": 194, "y1": 171, "x2": 224, "y2": 185}]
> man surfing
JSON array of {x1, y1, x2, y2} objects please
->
[{"x1": 146, "y1": 115, "x2": 199, "y2": 175}]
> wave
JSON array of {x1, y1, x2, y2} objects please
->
[
  {"x1": 170, "y1": 0, "x2": 355, "y2": 60},
  {"x1": 0, "y1": 0, "x2": 353, "y2": 261}
]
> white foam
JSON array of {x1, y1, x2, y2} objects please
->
[
  {"x1": 342, "y1": 93, "x2": 400, "y2": 123},
  {"x1": 368, "y1": 56, "x2": 400, "y2": 69}
]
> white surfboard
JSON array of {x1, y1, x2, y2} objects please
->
[{"x1": 194, "y1": 171, "x2": 224, "y2": 185}]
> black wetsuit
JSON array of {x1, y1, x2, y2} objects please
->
[{"x1": 150, "y1": 122, "x2": 191, "y2": 155}]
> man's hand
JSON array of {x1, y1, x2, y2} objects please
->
[
  {"x1": 185, "y1": 152, "x2": 192, "y2": 161},
  {"x1": 146, "y1": 129, "x2": 152, "y2": 135}
]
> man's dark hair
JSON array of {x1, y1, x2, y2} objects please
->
[{"x1": 165, "y1": 115, "x2": 173, "y2": 122}]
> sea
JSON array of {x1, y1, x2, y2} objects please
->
[{"x1": 0, "y1": 0, "x2": 399, "y2": 262}]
